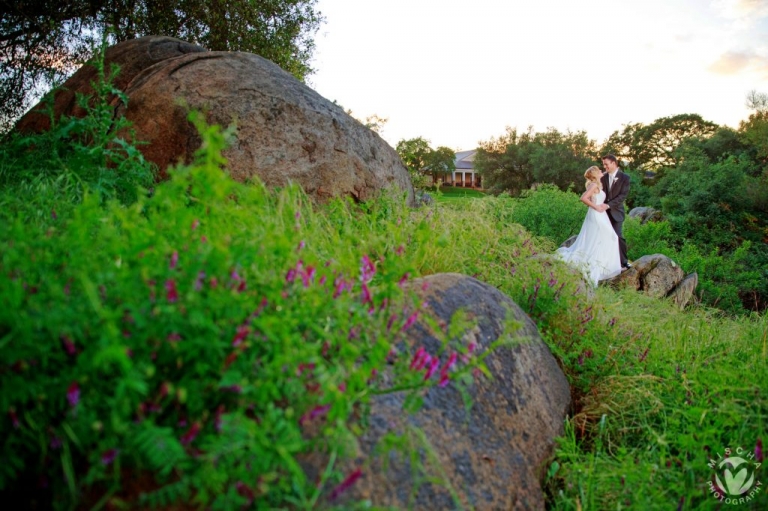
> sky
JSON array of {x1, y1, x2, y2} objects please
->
[{"x1": 308, "y1": 0, "x2": 768, "y2": 151}]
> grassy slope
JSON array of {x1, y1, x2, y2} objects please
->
[{"x1": 425, "y1": 198, "x2": 767, "y2": 510}]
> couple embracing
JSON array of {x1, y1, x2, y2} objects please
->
[{"x1": 556, "y1": 154, "x2": 631, "y2": 287}]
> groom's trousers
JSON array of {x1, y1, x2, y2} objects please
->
[{"x1": 608, "y1": 216, "x2": 628, "y2": 267}]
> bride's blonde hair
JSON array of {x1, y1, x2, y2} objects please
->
[{"x1": 584, "y1": 166, "x2": 603, "y2": 190}]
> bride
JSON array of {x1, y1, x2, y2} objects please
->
[{"x1": 556, "y1": 166, "x2": 622, "y2": 287}]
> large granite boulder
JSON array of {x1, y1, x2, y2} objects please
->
[
  {"x1": 628, "y1": 206, "x2": 663, "y2": 224},
  {"x1": 16, "y1": 36, "x2": 415, "y2": 205},
  {"x1": 15, "y1": 36, "x2": 207, "y2": 134},
  {"x1": 607, "y1": 254, "x2": 687, "y2": 298},
  {"x1": 324, "y1": 273, "x2": 571, "y2": 510},
  {"x1": 669, "y1": 272, "x2": 698, "y2": 309}
]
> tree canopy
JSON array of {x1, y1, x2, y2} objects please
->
[
  {"x1": 0, "y1": 0, "x2": 323, "y2": 130},
  {"x1": 395, "y1": 137, "x2": 456, "y2": 189},
  {"x1": 474, "y1": 126, "x2": 597, "y2": 195},
  {"x1": 601, "y1": 114, "x2": 718, "y2": 172}
]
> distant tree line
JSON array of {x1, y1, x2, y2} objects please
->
[{"x1": 0, "y1": 0, "x2": 323, "y2": 131}]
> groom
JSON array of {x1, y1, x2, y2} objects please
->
[{"x1": 597, "y1": 154, "x2": 631, "y2": 269}]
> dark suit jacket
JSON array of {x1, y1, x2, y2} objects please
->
[{"x1": 600, "y1": 171, "x2": 630, "y2": 223}]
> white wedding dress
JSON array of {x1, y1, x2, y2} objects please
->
[{"x1": 556, "y1": 190, "x2": 622, "y2": 287}]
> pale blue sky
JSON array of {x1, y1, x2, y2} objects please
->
[{"x1": 309, "y1": 0, "x2": 768, "y2": 150}]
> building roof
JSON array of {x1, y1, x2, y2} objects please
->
[{"x1": 454, "y1": 149, "x2": 476, "y2": 170}]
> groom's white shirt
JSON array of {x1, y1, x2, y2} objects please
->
[{"x1": 605, "y1": 169, "x2": 620, "y2": 209}]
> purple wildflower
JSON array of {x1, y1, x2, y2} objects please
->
[
  {"x1": 301, "y1": 266, "x2": 316, "y2": 287},
  {"x1": 67, "y1": 382, "x2": 80, "y2": 407},
  {"x1": 180, "y1": 422, "x2": 201, "y2": 445},
  {"x1": 194, "y1": 271, "x2": 206, "y2": 291},
  {"x1": 191, "y1": 219, "x2": 200, "y2": 230},
  {"x1": 757, "y1": 439, "x2": 763, "y2": 462},
  {"x1": 101, "y1": 449, "x2": 118, "y2": 466},
  {"x1": 236, "y1": 481, "x2": 255, "y2": 506},
  {"x1": 169, "y1": 251, "x2": 179, "y2": 270},
  {"x1": 300, "y1": 404, "x2": 330, "y2": 425},
  {"x1": 165, "y1": 279, "x2": 178, "y2": 303},
  {"x1": 232, "y1": 325, "x2": 250, "y2": 347},
  {"x1": 439, "y1": 352, "x2": 458, "y2": 387},
  {"x1": 400, "y1": 311, "x2": 419, "y2": 332},
  {"x1": 424, "y1": 357, "x2": 440, "y2": 380},
  {"x1": 297, "y1": 363, "x2": 316, "y2": 377},
  {"x1": 333, "y1": 277, "x2": 349, "y2": 299},
  {"x1": 61, "y1": 335, "x2": 76, "y2": 356},
  {"x1": 297, "y1": 240, "x2": 306, "y2": 251},
  {"x1": 410, "y1": 347, "x2": 427, "y2": 370},
  {"x1": 361, "y1": 282, "x2": 372, "y2": 305},
  {"x1": 360, "y1": 255, "x2": 375, "y2": 283},
  {"x1": 398, "y1": 273, "x2": 410, "y2": 288},
  {"x1": 329, "y1": 468, "x2": 363, "y2": 501}
]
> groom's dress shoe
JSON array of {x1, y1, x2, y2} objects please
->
[{"x1": 623, "y1": 263, "x2": 632, "y2": 269}]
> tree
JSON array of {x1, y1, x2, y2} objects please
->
[
  {"x1": 601, "y1": 114, "x2": 718, "y2": 173},
  {"x1": 0, "y1": 0, "x2": 323, "y2": 130},
  {"x1": 395, "y1": 137, "x2": 455, "y2": 189},
  {"x1": 740, "y1": 91, "x2": 768, "y2": 166},
  {"x1": 474, "y1": 126, "x2": 597, "y2": 195}
]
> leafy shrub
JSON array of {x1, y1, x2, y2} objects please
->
[
  {"x1": 625, "y1": 218, "x2": 762, "y2": 313},
  {"x1": 0, "y1": 48, "x2": 154, "y2": 230},
  {"x1": 509, "y1": 184, "x2": 586, "y2": 246},
  {"x1": 0, "y1": 115, "x2": 493, "y2": 509}
]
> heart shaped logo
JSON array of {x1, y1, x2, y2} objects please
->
[{"x1": 716, "y1": 457, "x2": 756, "y2": 496}]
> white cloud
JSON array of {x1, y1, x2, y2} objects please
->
[{"x1": 709, "y1": 51, "x2": 760, "y2": 74}]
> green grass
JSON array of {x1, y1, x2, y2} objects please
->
[{"x1": 428, "y1": 185, "x2": 487, "y2": 201}]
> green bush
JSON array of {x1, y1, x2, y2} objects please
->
[
  {"x1": 0, "y1": 116, "x2": 499, "y2": 508},
  {"x1": 0, "y1": 50, "x2": 155, "y2": 223},
  {"x1": 509, "y1": 184, "x2": 586, "y2": 246},
  {"x1": 625, "y1": 218, "x2": 762, "y2": 314}
]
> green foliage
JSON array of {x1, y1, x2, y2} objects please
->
[
  {"x1": 475, "y1": 126, "x2": 598, "y2": 195},
  {"x1": 1, "y1": 0, "x2": 323, "y2": 129},
  {"x1": 395, "y1": 137, "x2": 456, "y2": 190},
  {"x1": 506, "y1": 184, "x2": 588, "y2": 246},
  {"x1": 0, "y1": 114, "x2": 497, "y2": 509},
  {"x1": 624, "y1": 218, "x2": 764, "y2": 314},
  {"x1": 601, "y1": 113, "x2": 719, "y2": 172},
  {"x1": 0, "y1": 48, "x2": 155, "y2": 223}
]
